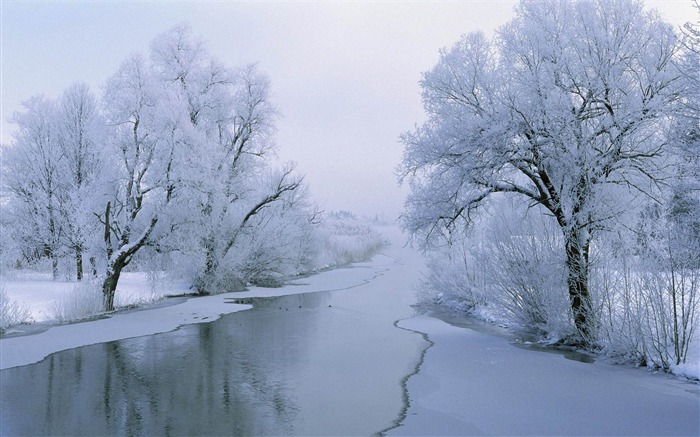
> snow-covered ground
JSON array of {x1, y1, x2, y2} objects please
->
[
  {"x1": 1, "y1": 271, "x2": 193, "y2": 325},
  {"x1": 390, "y1": 314, "x2": 700, "y2": 436}
]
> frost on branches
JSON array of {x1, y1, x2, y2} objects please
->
[
  {"x1": 1, "y1": 25, "x2": 323, "y2": 312},
  {"x1": 400, "y1": 0, "x2": 690, "y2": 345}
]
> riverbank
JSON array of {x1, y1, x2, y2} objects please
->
[
  {"x1": 0, "y1": 253, "x2": 391, "y2": 370},
  {"x1": 3, "y1": 225, "x2": 697, "y2": 436},
  {"x1": 389, "y1": 313, "x2": 700, "y2": 436}
]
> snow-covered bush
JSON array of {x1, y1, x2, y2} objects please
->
[
  {"x1": 419, "y1": 255, "x2": 480, "y2": 312},
  {"x1": 419, "y1": 200, "x2": 573, "y2": 340},
  {"x1": 48, "y1": 281, "x2": 103, "y2": 323},
  {"x1": 590, "y1": 258, "x2": 648, "y2": 366},
  {"x1": 227, "y1": 210, "x2": 385, "y2": 287},
  {"x1": 317, "y1": 211, "x2": 386, "y2": 268},
  {"x1": 417, "y1": 224, "x2": 485, "y2": 312},
  {"x1": 189, "y1": 209, "x2": 383, "y2": 293},
  {"x1": 477, "y1": 212, "x2": 572, "y2": 339},
  {"x1": 0, "y1": 284, "x2": 31, "y2": 331},
  {"x1": 225, "y1": 199, "x2": 320, "y2": 288},
  {"x1": 594, "y1": 220, "x2": 700, "y2": 372}
]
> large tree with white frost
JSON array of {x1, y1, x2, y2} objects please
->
[
  {"x1": 147, "y1": 25, "x2": 307, "y2": 293},
  {"x1": 98, "y1": 53, "x2": 181, "y2": 312},
  {"x1": 400, "y1": 0, "x2": 682, "y2": 340},
  {"x1": 55, "y1": 83, "x2": 104, "y2": 281}
]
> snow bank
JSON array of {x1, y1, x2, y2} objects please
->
[
  {"x1": 389, "y1": 314, "x2": 700, "y2": 436},
  {"x1": 0, "y1": 272, "x2": 193, "y2": 325}
]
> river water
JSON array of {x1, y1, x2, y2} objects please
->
[{"x1": 0, "y1": 242, "x2": 428, "y2": 436}]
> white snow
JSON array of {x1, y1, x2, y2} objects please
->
[
  {"x1": 389, "y1": 314, "x2": 700, "y2": 436},
  {"x1": 1, "y1": 272, "x2": 191, "y2": 324}
]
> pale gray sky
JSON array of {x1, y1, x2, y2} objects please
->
[{"x1": 1, "y1": 1, "x2": 694, "y2": 219}]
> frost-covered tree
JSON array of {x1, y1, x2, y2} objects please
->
[
  {"x1": 400, "y1": 0, "x2": 682, "y2": 340},
  {"x1": 55, "y1": 83, "x2": 104, "y2": 280},
  {"x1": 3, "y1": 85, "x2": 104, "y2": 281},
  {"x1": 98, "y1": 53, "x2": 185, "y2": 311},
  {"x1": 94, "y1": 25, "x2": 311, "y2": 305},
  {"x1": 3, "y1": 97, "x2": 64, "y2": 278},
  {"x1": 147, "y1": 25, "x2": 307, "y2": 293},
  {"x1": 2, "y1": 85, "x2": 104, "y2": 281},
  {"x1": 3, "y1": 24, "x2": 322, "y2": 314}
]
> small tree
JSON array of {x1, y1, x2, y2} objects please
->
[{"x1": 400, "y1": 0, "x2": 682, "y2": 341}]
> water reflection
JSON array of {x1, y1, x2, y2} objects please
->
[
  {"x1": 1, "y1": 289, "x2": 424, "y2": 436},
  {"x1": 1, "y1": 307, "x2": 309, "y2": 436}
]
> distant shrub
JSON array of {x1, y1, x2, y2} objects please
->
[
  {"x1": 318, "y1": 212, "x2": 386, "y2": 267},
  {"x1": 0, "y1": 284, "x2": 32, "y2": 331}
]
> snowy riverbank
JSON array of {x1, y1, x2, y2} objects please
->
[
  {"x1": 1, "y1": 226, "x2": 427, "y2": 436},
  {"x1": 0, "y1": 254, "x2": 387, "y2": 370},
  {"x1": 389, "y1": 313, "x2": 700, "y2": 436}
]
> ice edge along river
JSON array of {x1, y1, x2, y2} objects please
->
[{"x1": 0, "y1": 226, "x2": 418, "y2": 371}]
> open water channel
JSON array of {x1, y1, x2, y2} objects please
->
[{"x1": 0, "y1": 244, "x2": 429, "y2": 436}]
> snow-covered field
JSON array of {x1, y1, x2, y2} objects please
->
[{"x1": 1, "y1": 271, "x2": 193, "y2": 325}]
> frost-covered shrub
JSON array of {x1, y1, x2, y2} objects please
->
[
  {"x1": 233, "y1": 210, "x2": 320, "y2": 286},
  {"x1": 317, "y1": 211, "x2": 385, "y2": 267},
  {"x1": 0, "y1": 284, "x2": 31, "y2": 331},
  {"x1": 417, "y1": 227, "x2": 485, "y2": 312},
  {"x1": 48, "y1": 281, "x2": 103, "y2": 323},
  {"x1": 590, "y1": 260, "x2": 647, "y2": 366},
  {"x1": 475, "y1": 211, "x2": 572, "y2": 339},
  {"x1": 420, "y1": 255, "x2": 480, "y2": 312},
  {"x1": 190, "y1": 210, "x2": 383, "y2": 292},
  {"x1": 419, "y1": 200, "x2": 574, "y2": 341},
  {"x1": 595, "y1": 254, "x2": 700, "y2": 371},
  {"x1": 593, "y1": 202, "x2": 700, "y2": 373}
]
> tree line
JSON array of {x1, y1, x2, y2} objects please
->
[{"x1": 2, "y1": 25, "x2": 338, "y2": 312}]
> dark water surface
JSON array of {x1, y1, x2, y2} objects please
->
[{"x1": 1, "y1": 258, "x2": 427, "y2": 436}]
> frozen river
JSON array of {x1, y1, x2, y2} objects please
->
[{"x1": 0, "y1": 230, "x2": 429, "y2": 436}]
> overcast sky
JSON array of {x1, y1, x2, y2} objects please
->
[{"x1": 1, "y1": 1, "x2": 694, "y2": 220}]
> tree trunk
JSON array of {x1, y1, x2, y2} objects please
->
[
  {"x1": 75, "y1": 247, "x2": 83, "y2": 281},
  {"x1": 198, "y1": 245, "x2": 221, "y2": 295},
  {"x1": 564, "y1": 232, "x2": 592, "y2": 342},
  {"x1": 102, "y1": 257, "x2": 125, "y2": 312},
  {"x1": 90, "y1": 257, "x2": 97, "y2": 278},
  {"x1": 51, "y1": 254, "x2": 59, "y2": 281},
  {"x1": 194, "y1": 236, "x2": 218, "y2": 295}
]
